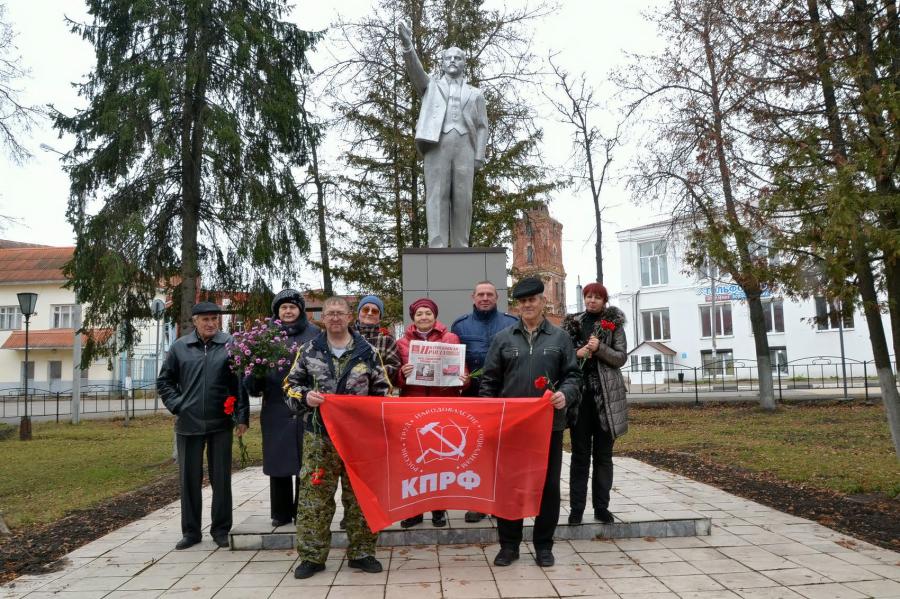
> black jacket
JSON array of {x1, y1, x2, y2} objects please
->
[
  {"x1": 561, "y1": 306, "x2": 629, "y2": 438},
  {"x1": 244, "y1": 319, "x2": 318, "y2": 477},
  {"x1": 157, "y1": 330, "x2": 249, "y2": 435},
  {"x1": 479, "y1": 318, "x2": 582, "y2": 431}
]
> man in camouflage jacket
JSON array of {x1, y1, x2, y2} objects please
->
[{"x1": 283, "y1": 296, "x2": 390, "y2": 579}]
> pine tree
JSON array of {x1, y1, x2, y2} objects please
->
[{"x1": 54, "y1": 0, "x2": 321, "y2": 357}]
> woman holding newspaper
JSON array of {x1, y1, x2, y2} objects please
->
[{"x1": 396, "y1": 297, "x2": 469, "y2": 529}]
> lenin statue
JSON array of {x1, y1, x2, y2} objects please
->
[{"x1": 399, "y1": 23, "x2": 489, "y2": 248}]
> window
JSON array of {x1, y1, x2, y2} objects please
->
[
  {"x1": 762, "y1": 299, "x2": 785, "y2": 333},
  {"x1": 0, "y1": 306, "x2": 22, "y2": 330},
  {"x1": 20, "y1": 361, "x2": 34, "y2": 384},
  {"x1": 653, "y1": 354, "x2": 675, "y2": 371},
  {"x1": 751, "y1": 238, "x2": 782, "y2": 268},
  {"x1": 769, "y1": 347, "x2": 788, "y2": 374},
  {"x1": 641, "y1": 309, "x2": 671, "y2": 341},
  {"x1": 814, "y1": 297, "x2": 853, "y2": 330},
  {"x1": 698, "y1": 257, "x2": 721, "y2": 281},
  {"x1": 526, "y1": 245, "x2": 534, "y2": 265},
  {"x1": 52, "y1": 305, "x2": 77, "y2": 329},
  {"x1": 634, "y1": 354, "x2": 673, "y2": 372},
  {"x1": 701, "y1": 349, "x2": 734, "y2": 376},
  {"x1": 700, "y1": 303, "x2": 733, "y2": 337},
  {"x1": 48, "y1": 361, "x2": 62, "y2": 381},
  {"x1": 639, "y1": 240, "x2": 668, "y2": 286}
]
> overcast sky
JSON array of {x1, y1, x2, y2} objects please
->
[{"x1": 0, "y1": 0, "x2": 667, "y2": 309}]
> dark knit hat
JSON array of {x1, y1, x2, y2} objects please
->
[
  {"x1": 582, "y1": 282, "x2": 609, "y2": 301},
  {"x1": 271, "y1": 288, "x2": 305, "y2": 317},
  {"x1": 409, "y1": 297, "x2": 438, "y2": 319},
  {"x1": 191, "y1": 301, "x2": 222, "y2": 316},
  {"x1": 357, "y1": 295, "x2": 385, "y2": 317},
  {"x1": 511, "y1": 277, "x2": 544, "y2": 299}
]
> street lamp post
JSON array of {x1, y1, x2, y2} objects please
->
[
  {"x1": 151, "y1": 299, "x2": 166, "y2": 412},
  {"x1": 17, "y1": 292, "x2": 38, "y2": 441}
]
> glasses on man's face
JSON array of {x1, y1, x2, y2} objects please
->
[
  {"x1": 323, "y1": 311, "x2": 349, "y2": 319},
  {"x1": 360, "y1": 306, "x2": 380, "y2": 315}
]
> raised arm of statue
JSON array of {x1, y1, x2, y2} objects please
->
[{"x1": 398, "y1": 23, "x2": 429, "y2": 97}]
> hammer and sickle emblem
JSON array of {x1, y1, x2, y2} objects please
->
[{"x1": 415, "y1": 420, "x2": 467, "y2": 463}]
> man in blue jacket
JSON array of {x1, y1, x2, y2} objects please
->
[
  {"x1": 157, "y1": 302, "x2": 249, "y2": 550},
  {"x1": 451, "y1": 280, "x2": 517, "y2": 522}
]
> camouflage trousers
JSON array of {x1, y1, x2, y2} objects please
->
[{"x1": 296, "y1": 432, "x2": 378, "y2": 563}]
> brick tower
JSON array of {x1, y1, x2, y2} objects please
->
[{"x1": 511, "y1": 205, "x2": 567, "y2": 321}]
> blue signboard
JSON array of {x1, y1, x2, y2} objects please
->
[{"x1": 695, "y1": 283, "x2": 773, "y2": 301}]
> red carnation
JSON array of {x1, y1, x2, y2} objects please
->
[
  {"x1": 534, "y1": 376, "x2": 549, "y2": 390},
  {"x1": 224, "y1": 395, "x2": 237, "y2": 415},
  {"x1": 310, "y1": 467, "x2": 325, "y2": 486},
  {"x1": 600, "y1": 319, "x2": 616, "y2": 331}
]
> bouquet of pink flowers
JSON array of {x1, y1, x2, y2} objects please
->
[{"x1": 226, "y1": 317, "x2": 300, "y2": 379}]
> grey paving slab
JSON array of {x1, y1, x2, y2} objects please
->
[{"x1": 3, "y1": 456, "x2": 899, "y2": 599}]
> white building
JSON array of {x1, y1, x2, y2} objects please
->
[
  {"x1": 615, "y1": 221, "x2": 893, "y2": 386},
  {"x1": 0, "y1": 241, "x2": 169, "y2": 393}
]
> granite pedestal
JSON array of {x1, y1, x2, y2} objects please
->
[{"x1": 401, "y1": 247, "x2": 508, "y2": 325}]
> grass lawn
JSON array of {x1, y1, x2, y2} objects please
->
[
  {"x1": 0, "y1": 413, "x2": 263, "y2": 529},
  {"x1": 615, "y1": 402, "x2": 900, "y2": 498}
]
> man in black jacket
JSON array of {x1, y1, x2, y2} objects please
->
[
  {"x1": 157, "y1": 301, "x2": 249, "y2": 550},
  {"x1": 479, "y1": 277, "x2": 581, "y2": 568}
]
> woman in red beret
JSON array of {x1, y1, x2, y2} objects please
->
[{"x1": 395, "y1": 296, "x2": 468, "y2": 529}]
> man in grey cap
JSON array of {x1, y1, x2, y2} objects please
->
[
  {"x1": 157, "y1": 301, "x2": 249, "y2": 550},
  {"x1": 479, "y1": 277, "x2": 581, "y2": 568}
]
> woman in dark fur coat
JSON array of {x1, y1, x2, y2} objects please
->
[{"x1": 561, "y1": 282, "x2": 628, "y2": 525}]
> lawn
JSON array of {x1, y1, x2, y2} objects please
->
[
  {"x1": 615, "y1": 402, "x2": 900, "y2": 498},
  {"x1": 0, "y1": 413, "x2": 263, "y2": 529}
]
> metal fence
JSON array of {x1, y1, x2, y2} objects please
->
[
  {"x1": 2, "y1": 355, "x2": 896, "y2": 422},
  {"x1": 0, "y1": 383, "x2": 261, "y2": 422},
  {"x1": 623, "y1": 355, "x2": 896, "y2": 402}
]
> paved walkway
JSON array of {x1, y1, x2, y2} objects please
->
[{"x1": 3, "y1": 457, "x2": 900, "y2": 599}]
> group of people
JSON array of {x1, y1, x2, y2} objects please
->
[{"x1": 156, "y1": 277, "x2": 628, "y2": 578}]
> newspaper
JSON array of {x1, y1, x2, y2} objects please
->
[{"x1": 405, "y1": 340, "x2": 466, "y2": 387}]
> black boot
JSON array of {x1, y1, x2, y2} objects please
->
[{"x1": 400, "y1": 514, "x2": 424, "y2": 528}]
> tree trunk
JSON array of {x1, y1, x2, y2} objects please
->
[
  {"x1": 848, "y1": 0, "x2": 900, "y2": 369},
  {"x1": 592, "y1": 187, "x2": 603, "y2": 284},
  {"x1": 179, "y1": 9, "x2": 200, "y2": 334},
  {"x1": 179, "y1": 1, "x2": 210, "y2": 334},
  {"x1": 747, "y1": 292, "x2": 776, "y2": 409},
  {"x1": 314, "y1": 179, "x2": 332, "y2": 296},
  {"x1": 855, "y1": 242, "x2": 900, "y2": 456},
  {"x1": 700, "y1": 11, "x2": 774, "y2": 410},
  {"x1": 885, "y1": 258, "x2": 900, "y2": 370},
  {"x1": 299, "y1": 93, "x2": 332, "y2": 296},
  {"x1": 808, "y1": 0, "x2": 900, "y2": 455}
]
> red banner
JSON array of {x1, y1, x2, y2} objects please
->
[{"x1": 320, "y1": 394, "x2": 552, "y2": 532}]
